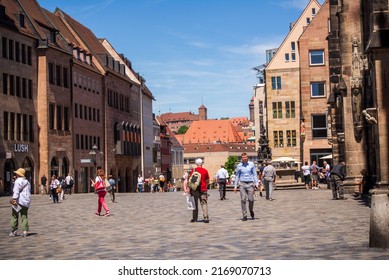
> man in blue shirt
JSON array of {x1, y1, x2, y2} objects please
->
[{"x1": 234, "y1": 153, "x2": 258, "y2": 221}]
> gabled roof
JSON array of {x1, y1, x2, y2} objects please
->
[
  {"x1": 183, "y1": 143, "x2": 256, "y2": 153},
  {"x1": 181, "y1": 119, "x2": 243, "y2": 144},
  {"x1": 266, "y1": 0, "x2": 322, "y2": 70},
  {"x1": 159, "y1": 112, "x2": 199, "y2": 122}
]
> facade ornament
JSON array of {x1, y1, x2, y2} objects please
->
[
  {"x1": 350, "y1": 38, "x2": 368, "y2": 134},
  {"x1": 362, "y1": 109, "x2": 378, "y2": 125}
]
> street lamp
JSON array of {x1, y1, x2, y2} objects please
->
[{"x1": 89, "y1": 144, "x2": 98, "y2": 179}]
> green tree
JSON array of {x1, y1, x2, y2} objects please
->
[
  {"x1": 177, "y1": 125, "x2": 188, "y2": 134},
  {"x1": 225, "y1": 156, "x2": 238, "y2": 176}
]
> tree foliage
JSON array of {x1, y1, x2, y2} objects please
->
[
  {"x1": 177, "y1": 125, "x2": 189, "y2": 134},
  {"x1": 224, "y1": 156, "x2": 238, "y2": 176}
]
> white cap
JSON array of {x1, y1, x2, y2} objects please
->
[{"x1": 195, "y1": 158, "x2": 203, "y2": 165}]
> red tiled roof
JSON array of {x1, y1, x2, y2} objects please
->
[
  {"x1": 159, "y1": 112, "x2": 199, "y2": 122},
  {"x1": 181, "y1": 119, "x2": 243, "y2": 144},
  {"x1": 183, "y1": 143, "x2": 256, "y2": 153}
]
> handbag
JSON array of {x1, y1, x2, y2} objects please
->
[
  {"x1": 94, "y1": 180, "x2": 106, "y2": 191},
  {"x1": 104, "y1": 178, "x2": 112, "y2": 191},
  {"x1": 186, "y1": 195, "x2": 196, "y2": 210}
]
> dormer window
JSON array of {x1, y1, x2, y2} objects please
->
[
  {"x1": 312, "y1": 8, "x2": 316, "y2": 16},
  {"x1": 19, "y1": 14, "x2": 25, "y2": 27},
  {"x1": 49, "y1": 30, "x2": 56, "y2": 44}
]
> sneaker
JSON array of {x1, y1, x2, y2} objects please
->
[
  {"x1": 250, "y1": 210, "x2": 255, "y2": 219},
  {"x1": 9, "y1": 230, "x2": 17, "y2": 237},
  {"x1": 242, "y1": 217, "x2": 248, "y2": 221},
  {"x1": 104, "y1": 211, "x2": 110, "y2": 217},
  {"x1": 20, "y1": 231, "x2": 28, "y2": 237},
  {"x1": 95, "y1": 212, "x2": 101, "y2": 216}
]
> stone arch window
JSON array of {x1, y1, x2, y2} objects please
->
[
  {"x1": 62, "y1": 157, "x2": 69, "y2": 177},
  {"x1": 50, "y1": 157, "x2": 59, "y2": 177}
]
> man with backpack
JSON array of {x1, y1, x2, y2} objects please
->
[{"x1": 188, "y1": 158, "x2": 210, "y2": 223}]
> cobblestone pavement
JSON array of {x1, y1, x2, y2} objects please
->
[{"x1": 0, "y1": 187, "x2": 388, "y2": 260}]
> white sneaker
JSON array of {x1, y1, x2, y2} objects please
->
[
  {"x1": 9, "y1": 230, "x2": 17, "y2": 237},
  {"x1": 20, "y1": 231, "x2": 28, "y2": 237}
]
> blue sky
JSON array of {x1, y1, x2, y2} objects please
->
[{"x1": 38, "y1": 0, "x2": 323, "y2": 119}]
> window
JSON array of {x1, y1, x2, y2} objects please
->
[
  {"x1": 23, "y1": 114, "x2": 28, "y2": 141},
  {"x1": 285, "y1": 53, "x2": 290, "y2": 62},
  {"x1": 311, "y1": 82, "x2": 326, "y2": 97},
  {"x1": 16, "y1": 76, "x2": 20, "y2": 97},
  {"x1": 75, "y1": 103, "x2": 78, "y2": 118},
  {"x1": 285, "y1": 101, "x2": 295, "y2": 118},
  {"x1": 63, "y1": 67, "x2": 68, "y2": 88},
  {"x1": 8, "y1": 39, "x2": 14, "y2": 60},
  {"x1": 271, "y1": 76, "x2": 282, "y2": 90},
  {"x1": 29, "y1": 115, "x2": 34, "y2": 142},
  {"x1": 2, "y1": 73, "x2": 7, "y2": 94},
  {"x1": 272, "y1": 102, "x2": 282, "y2": 119},
  {"x1": 286, "y1": 130, "x2": 297, "y2": 147},
  {"x1": 9, "y1": 75, "x2": 14, "y2": 95},
  {"x1": 15, "y1": 42, "x2": 20, "y2": 62},
  {"x1": 27, "y1": 46, "x2": 31, "y2": 65},
  {"x1": 64, "y1": 107, "x2": 69, "y2": 131},
  {"x1": 2, "y1": 37, "x2": 7, "y2": 58},
  {"x1": 19, "y1": 14, "x2": 25, "y2": 27},
  {"x1": 22, "y1": 78, "x2": 27, "y2": 98},
  {"x1": 3, "y1": 112, "x2": 8, "y2": 140},
  {"x1": 49, "y1": 103, "x2": 55, "y2": 129},
  {"x1": 273, "y1": 130, "x2": 284, "y2": 147},
  {"x1": 291, "y1": 53, "x2": 296, "y2": 61},
  {"x1": 56, "y1": 105, "x2": 62, "y2": 130},
  {"x1": 10, "y1": 112, "x2": 15, "y2": 140},
  {"x1": 291, "y1": 41, "x2": 296, "y2": 51},
  {"x1": 28, "y1": 79, "x2": 32, "y2": 99},
  {"x1": 21, "y1": 44, "x2": 26, "y2": 64},
  {"x1": 312, "y1": 8, "x2": 316, "y2": 15},
  {"x1": 306, "y1": 17, "x2": 311, "y2": 24},
  {"x1": 310, "y1": 50, "x2": 324, "y2": 65},
  {"x1": 16, "y1": 113, "x2": 21, "y2": 140},
  {"x1": 312, "y1": 115, "x2": 327, "y2": 138}
]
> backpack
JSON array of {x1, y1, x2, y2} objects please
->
[{"x1": 188, "y1": 168, "x2": 201, "y2": 190}]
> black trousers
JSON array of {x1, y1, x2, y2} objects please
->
[{"x1": 218, "y1": 179, "x2": 227, "y2": 199}]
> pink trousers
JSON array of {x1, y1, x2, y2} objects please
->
[{"x1": 97, "y1": 191, "x2": 109, "y2": 213}]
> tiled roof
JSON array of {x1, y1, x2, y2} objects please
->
[
  {"x1": 159, "y1": 112, "x2": 199, "y2": 122},
  {"x1": 181, "y1": 119, "x2": 243, "y2": 144},
  {"x1": 183, "y1": 143, "x2": 256, "y2": 153}
]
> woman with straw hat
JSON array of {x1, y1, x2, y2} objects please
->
[{"x1": 9, "y1": 168, "x2": 31, "y2": 237}]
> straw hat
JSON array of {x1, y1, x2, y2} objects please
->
[{"x1": 14, "y1": 168, "x2": 26, "y2": 177}]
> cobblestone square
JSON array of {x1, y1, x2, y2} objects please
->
[{"x1": 0, "y1": 188, "x2": 388, "y2": 260}]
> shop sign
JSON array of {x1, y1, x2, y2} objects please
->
[{"x1": 14, "y1": 143, "x2": 29, "y2": 153}]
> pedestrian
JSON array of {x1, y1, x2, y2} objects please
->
[
  {"x1": 137, "y1": 174, "x2": 144, "y2": 193},
  {"x1": 258, "y1": 162, "x2": 267, "y2": 197},
  {"x1": 323, "y1": 161, "x2": 331, "y2": 189},
  {"x1": 149, "y1": 175, "x2": 154, "y2": 193},
  {"x1": 234, "y1": 152, "x2": 259, "y2": 221},
  {"x1": 301, "y1": 161, "x2": 311, "y2": 189},
  {"x1": 189, "y1": 158, "x2": 210, "y2": 223},
  {"x1": 216, "y1": 165, "x2": 229, "y2": 200},
  {"x1": 330, "y1": 162, "x2": 347, "y2": 200},
  {"x1": 58, "y1": 176, "x2": 66, "y2": 200},
  {"x1": 9, "y1": 168, "x2": 31, "y2": 237},
  {"x1": 261, "y1": 160, "x2": 277, "y2": 201},
  {"x1": 108, "y1": 175, "x2": 116, "y2": 202},
  {"x1": 40, "y1": 174, "x2": 47, "y2": 195},
  {"x1": 49, "y1": 175, "x2": 60, "y2": 203},
  {"x1": 183, "y1": 172, "x2": 190, "y2": 195},
  {"x1": 65, "y1": 173, "x2": 74, "y2": 195},
  {"x1": 159, "y1": 174, "x2": 165, "y2": 192},
  {"x1": 310, "y1": 160, "x2": 320, "y2": 189},
  {"x1": 92, "y1": 169, "x2": 110, "y2": 216}
]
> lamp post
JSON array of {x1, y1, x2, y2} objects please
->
[{"x1": 89, "y1": 144, "x2": 98, "y2": 180}]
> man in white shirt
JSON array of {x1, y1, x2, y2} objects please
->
[
  {"x1": 216, "y1": 165, "x2": 229, "y2": 200},
  {"x1": 137, "y1": 175, "x2": 144, "y2": 193}
]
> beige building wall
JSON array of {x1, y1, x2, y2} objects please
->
[
  {"x1": 299, "y1": 0, "x2": 331, "y2": 165},
  {"x1": 265, "y1": 0, "x2": 322, "y2": 162}
]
